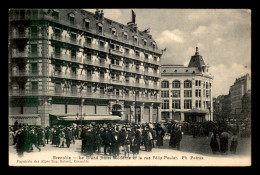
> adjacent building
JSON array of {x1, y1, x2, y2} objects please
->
[
  {"x1": 9, "y1": 9, "x2": 162, "y2": 126},
  {"x1": 160, "y1": 47, "x2": 213, "y2": 122},
  {"x1": 213, "y1": 93, "x2": 231, "y2": 121},
  {"x1": 230, "y1": 73, "x2": 251, "y2": 117}
]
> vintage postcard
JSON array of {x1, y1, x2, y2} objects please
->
[{"x1": 8, "y1": 8, "x2": 251, "y2": 166}]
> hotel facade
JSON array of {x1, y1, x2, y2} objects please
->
[
  {"x1": 160, "y1": 48, "x2": 213, "y2": 122},
  {"x1": 8, "y1": 9, "x2": 162, "y2": 126}
]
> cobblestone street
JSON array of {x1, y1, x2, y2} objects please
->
[{"x1": 9, "y1": 134, "x2": 251, "y2": 166}]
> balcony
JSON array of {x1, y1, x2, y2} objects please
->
[
  {"x1": 9, "y1": 33, "x2": 30, "y2": 39},
  {"x1": 110, "y1": 64, "x2": 124, "y2": 71},
  {"x1": 12, "y1": 71, "x2": 42, "y2": 77},
  {"x1": 110, "y1": 49, "x2": 123, "y2": 57},
  {"x1": 124, "y1": 52, "x2": 144, "y2": 62},
  {"x1": 51, "y1": 53, "x2": 83, "y2": 63},
  {"x1": 144, "y1": 71, "x2": 160, "y2": 78},
  {"x1": 84, "y1": 59, "x2": 109, "y2": 68},
  {"x1": 51, "y1": 34, "x2": 81, "y2": 47},
  {"x1": 9, "y1": 89, "x2": 161, "y2": 103},
  {"x1": 84, "y1": 43, "x2": 109, "y2": 53},
  {"x1": 11, "y1": 51, "x2": 29, "y2": 58}
]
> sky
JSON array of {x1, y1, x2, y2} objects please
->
[{"x1": 85, "y1": 9, "x2": 251, "y2": 98}]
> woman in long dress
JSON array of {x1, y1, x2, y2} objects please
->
[{"x1": 210, "y1": 132, "x2": 219, "y2": 154}]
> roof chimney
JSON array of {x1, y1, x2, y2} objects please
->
[{"x1": 195, "y1": 47, "x2": 199, "y2": 55}]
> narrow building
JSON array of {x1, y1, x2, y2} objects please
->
[{"x1": 161, "y1": 47, "x2": 213, "y2": 122}]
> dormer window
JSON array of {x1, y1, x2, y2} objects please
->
[
  {"x1": 53, "y1": 10, "x2": 59, "y2": 20},
  {"x1": 152, "y1": 42, "x2": 156, "y2": 49},
  {"x1": 145, "y1": 53, "x2": 148, "y2": 59},
  {"x1": 135, "y1": 51, "x2": 140, "y2": 56},
  {"x1": 69, "y1": 13, "x2": 75, "y2": 26},
  {"x1": 134, "y1": 36, "x2": 138, "y2": 44},
  {"x1": 123, "y1": 32, "x2": 128, "y2": 40},
  {"x1": 115, "y1": 45, "x2": 120, "y2": 51},
  {"x1": 84, "y1": 18, "x2": 90, "y2": 31},
  {"x1": 143, "y1": 39, "x2": 147, "y2": 46},
  {"x1": 111, "y1": 28, "x2": 116, "y2": 35},
  {"x1": 125, "y1": 48, "x2": 129, "y2": 54},
  {"x1": 97, "y1": 23, "x2": 103, "y2": 34}
]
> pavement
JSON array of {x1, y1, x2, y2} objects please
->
[{"x1": 9, "y1": 135, "x2": 251, "y2": 166}]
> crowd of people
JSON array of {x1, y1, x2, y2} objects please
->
[{"x1": 9, "y1": 120, "x2": 240, "y2": 157}]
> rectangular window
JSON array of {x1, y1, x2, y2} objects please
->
[
  {"x1": 100, "y1": 41, "x2": 104, "y2": 47},
  {"x1": 71, "y1": 33, "x2": 76, "y2": 41},
  {"x1": 31, "y1": 44, "x2": 37, "y2": 55},
  {"x1": 206, "y1": 90, "x2": 209, "y2": 98},
  {"x1": 172, "y1": 90, "x2": 180, "y2": 98},
  {"x1": 85, "y1": 22, "x2": 90, "y2": 30},
  {"x1": 55, "y1": 82, "x2": 61, "y2": 93},
  {"x1": 116, "y1": 45, "x2": 120, "y2": 51},
  {"x1": 31, "y1": 63, "x2": 38, "y2": 74},
  {"x1": 86, "y1": 37, "x2": 92, "y2": 45},
  {"x1": 145, "y1": 54, "x2": 148, "y2": 59},
  {"x1": 206, "y1": 82, "x2": 209, "y2": 89},
  {"x1": 98, "y1": 26, "x2": 103, "y2": 33},
  {"x1": 55, "y1": 46, "x2": 61, "y2": 56},
  {"x1": 71, "y1": 50, "x2": 76, "y2": 59},
  {"x1": 70, "y1": 16, "x2": 75, "y2": 26},
  {"x1": 162, "y1": 100, "x2": 169, "y2": 109},
  {"x1": 124, "y1": 34, "x2": 128, "y2": 40},
  {"x1": 54, "y1": 29, "x2": 61, "y2": 39},
  {"x1": 116, "y1": 89, "x2": 120, "y2": 95},
  {"x1": 184, "y1": 100, "x2": 192, "y2": 109},
  {"x1": 161, "y1": 91, "x2": 169, "y2": 98},
  {"x1": 31, "y1": 82, "x2": 38, "y2": 91},
  {"x1": 184, "y1": 90, "x2": 192, "y2": 97},
  {"x1": 195, "y1": 89, "x2": 201, "y2": 97},
  {"x1": 31, "y1": 26, "x2": 38, "y2": 37},
  {"x1": 172, "y1": 100, "x2": 180, "y2": 109},
  {"x1": 125, "y1": 48, "x2": 129, "y2": 54},
  {"x1": 196, "y1": 100, "x2": 201, "y2": 108}
]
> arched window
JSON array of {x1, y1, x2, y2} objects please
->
[
  {"x1": 172, "y1": 80, "x2": 180, "y2": 88},
  {"x1": 161, "y1": 80, "x2": 169, "y2": 88},
  {"x1": 184, "y1": 80, "x2": 192, "y2": 88}
]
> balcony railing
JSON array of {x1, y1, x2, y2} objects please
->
[
  {"x1": 110, "y1": 49, "x2": 123, "y2": 56},
  {"x1": 50, "y1": 72, "x2": 160, "y2": 90},
  {"x1": 51, "y1": 34, "x2": 81, "y2": 47},
  {"x1": 84, "y1": 43, "x2": 109, "y2": 53},
  {"x1": 51, "y1": 53, "x2": 83, "y2": 63},
  {"x1": 9, "y1": 90, "x2": 161, "y2": 103}
]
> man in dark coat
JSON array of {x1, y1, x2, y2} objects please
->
[
  {"x1": 156, "y1": 127, "x2": 165, "y2": 148},
  {"x1": 65, "y1": 127, "x2": 73, "y2": 148},
  {"x1": 111, "y1": 129, "x2": 120, "y2": 157},
  {"x1": 169, "y1": 125, "x2": 176, "y2": 148},
  {"x1": 81, "y1": 127, "x2": 87, "y2": 153},
  {"x1": 15, "y1": 128, "x2": 25, "y2": 157},
  {"x1": 102, "y1": 129, "x2": 111, "y2": 155},
  {"x1": 85, "y1": 129, "x2": 94, "y2": 156},
  {"x1": 175, "y1": 126, "x2": 182, "y2": 150},
  {"x1": 45, "y1": 127, "x2": 50, "y2": 144}
]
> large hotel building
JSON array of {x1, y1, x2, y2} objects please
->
[
  {"x1": 160, "y1": 47, "x2": 213, "y2": 122},
  {"x1": 8, "y1": 9, "x2": 162, "y2": 126}
]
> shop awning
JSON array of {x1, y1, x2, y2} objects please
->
[
  {"x1": 52, "y1": 115, "x2": 122, "y2": 121},
  {"x1": 184, "y1": 109, "x2": 209, "y2": 114}
]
